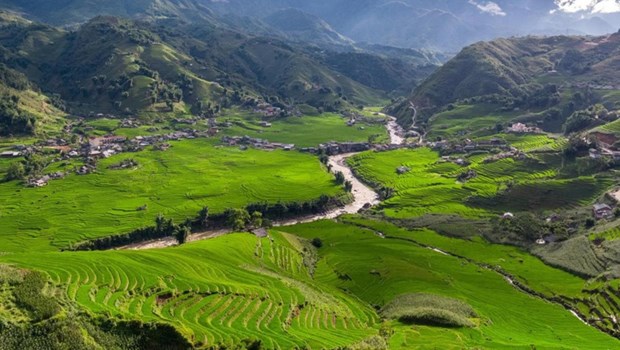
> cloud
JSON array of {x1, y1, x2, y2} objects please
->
[
  {"x1": 468, "y1": 0, "x2": 507, "y2": 16},
  {"x1": 553, "y1": 0, "x2": 620, "y2": 14}
]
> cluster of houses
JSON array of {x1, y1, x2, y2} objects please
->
[
  {"x1": 120, "y1": 118, "x2": 141, "y2": 128},
  {"x1": 430, "y1": 138, "x2": 511, "y2": 154},
  {"x1": 483, "y1": 150, "x2": 527, "y2": 163},
  {"x1": 27, "y1": 171, "x2": 65, "y2": 188},
  {"x1": 301, "y1": 142, "x2": 371, "y2": 155},
  {"x1": 76, "y1": 164, "x2": 96, "y2": 175},
  {"x1": 589, "y1": 131, "x2": 620, "y2": 161},
  {"x1": 86, "y1": 136, "x2": 126, "y2": 158},
  {"x1": 254, "y1": 102, "x2": 283, "y2": 117},
  {"x1": 440, "y1": 156, "x2": 470, "y2": 166},
  {"x1": 221, "y1": 136, "x2": 295, "y2": 151},
  {"x1": 507, "y1": 123, "x2": 543, "y2": 134},
  {"x1": 109, "y1": 159, "x2": 138, "y2": 170},
  {"x1": 85, "y1": 130, "x2": 213, "y2": 158},
  {"x1": 589, "y1": 148, "x2": 620, "y2": 161}
]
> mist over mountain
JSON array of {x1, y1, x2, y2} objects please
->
[
  {"x1": 1, "y1": 0, "x2": 618, "y2": 52},
  {"x1": 205, "y1": 0, "x2": 620, "y2": 51}
]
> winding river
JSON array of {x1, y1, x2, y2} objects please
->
[{"x1": 122, "y1": 117, "x2": 398, "y2": 249}]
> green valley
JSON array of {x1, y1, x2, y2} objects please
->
[{"x1": 1, "y1": 2, "x2": 620, "y2": 350}]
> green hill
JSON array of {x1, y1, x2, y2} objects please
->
[
  {"x1": 0, "y1": 13, "x2": 437, "y2": 117},
  {"x1": 390, "y1": 32, "x2": 620, "y2": 125}
]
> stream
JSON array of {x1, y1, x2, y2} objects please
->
[{"x1": 121, "y1": 117, "x2": 397, "y2": 250}]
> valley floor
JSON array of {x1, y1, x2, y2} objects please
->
[{"x1": 1, "y1": 108, "x2": 620, "y2": 349}]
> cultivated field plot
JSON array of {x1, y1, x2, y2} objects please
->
[
  {"x1": 2, "y1": 232, "x2": 379, "y2": 349},
  {"x1": 3, "y1": 221, "x2": 619, "y2": 349},
  {"x1": 596, "y1": 118, "x2": 620, "y2": 136},
  {"x1": 480, "y1": 133, "x2": 567, "y2": 152},
  {"x1": 282, "y1": 220, "x2": 620, "y2": 349},
  {"x1": 426, "y1": 104, "x2": 520, "y2": 140},
  {"x1": 0, "y1": 139, "x2": 342, "y2": 252},
  {"x1": 348, "y1": 148, "x2": 610, "y2": 219},
  {"x1": 221, "y1": 112, "x2": 388, "y2": 147}
]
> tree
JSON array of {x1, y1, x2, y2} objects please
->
[
  {"x1": 175, "y1": 225, "x2": 191, "y2": 245},
  {"x1": 334, "y1": 171, "x2": 345, "y2": 185},
  {"x1": 165, "y1": 100, "x2": 174, "y2": 111},
  {"x1": 225, "y1": 208, "x2": 251, "y2": 231},
  {"x1": 251, "y1": 211, "x2": 263, "y2": 228},
  {"x1": 155, "y1": 214, "x2": 174, "y2": 235},
  {"x1": 344, "y1": 181, "x2": 353, "y2": 192},
  {"x1": 311, "y1": 238, "x2": 323, "y2": 248},
  {"x1": 198, "y1": 206, "x2": 209, "y2": 227},
  {"x1": 23, "y1": 154, "x2": 46, "y2": 177},
  {"x1": 5, "y1": 162, "x2": 25, "y2": 181}
]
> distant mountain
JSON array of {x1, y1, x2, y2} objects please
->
[
  {"x1": 205, "y1": 0, "x2": 620, "y2": 52},
  {"x1": 1, "y1": 0, "x2": 618, "y2": 52},
  {"x1": 263, "y1": 8, "x2": 354, "y2": 48}
]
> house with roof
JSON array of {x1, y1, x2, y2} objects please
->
[{"x1": 593, "y1": 203, "x2": 614, "y2": 220}]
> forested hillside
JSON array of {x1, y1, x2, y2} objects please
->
[
  {"x1": 390, "y1": 31, "x2": 620, "y2": 125},
  {"x1": 0, "y1": 11, "x2": 435, "y2": 127}
]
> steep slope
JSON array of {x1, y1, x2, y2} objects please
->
[
  {"x1": 0, "y1": 14, "x2": 415, "y2": 116},
  {"x1": 389, "y1": 32, "x2": 620, "y2": 123},
  {"x1": 0, "y1": 13, "x2": 66, "y2": 135}
]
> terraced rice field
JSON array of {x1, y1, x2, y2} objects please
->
[
  {"x1": 487, "y1": 134, "x2": 567, "y2": 152},
  {"x1": 0, "y1": 139, "x2": 342, "y2": 252},
  {"x1": 597, "y1": 119, "x2": 620, "y2": 136},
  {"x1": 591, "y1": 222, "x2": 620, "y2": 241},
  {"x1": 282, "y1": 220, "x2": 620, "y2": 349},
  {"x1": 426, "y1": 104, "x2": 520, "y2": 140},
  {"x1": 2, "y1": 232, "x2": 378, "y2": 349},
  {"x1": 347, "y1": 148, "x2": 587, "y2": 218},
  {"x1": 4, "y1": 221, "x2": 620, "y2": 348}
]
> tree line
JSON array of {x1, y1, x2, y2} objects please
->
[{"x1": 71, "y1": 194, "x2": 349, "y2": 251}]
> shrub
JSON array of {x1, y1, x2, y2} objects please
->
[
  {"x1": 311, "y1": 238, "x2": 323, "y2": 248},
  {"x1": 5, "y1": 162, "x2": 25, "y2": 181},
  {"x1": 381, "y1": 293, "x2": 477, "y2": 328},
  {"x1": 12, "y1": 272, "x2": 60, "y2": 321}
]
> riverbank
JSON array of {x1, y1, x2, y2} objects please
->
[{"x1": 120, "y1": 121, "x2": 392, "y2": 250}]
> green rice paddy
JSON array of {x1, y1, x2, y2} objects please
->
[
  {"x1": 221, "y1": 112, "x2": 388, "y2": 147},
  {"x1": 0, "y1": 138, "x2": 342, "y2": 252},
  {"x1": 3, "y1": 220, "x2": 619, "y2": 349},
  {"x1": 348, "y1": 148, "x2": 611, "y2": 219}
]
